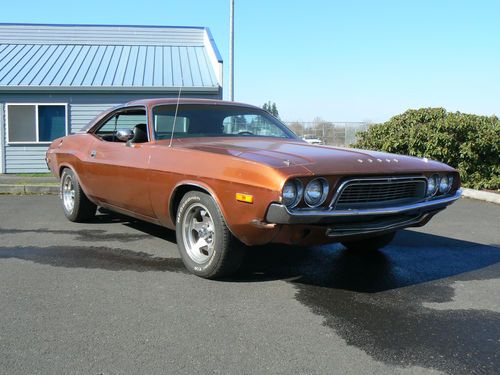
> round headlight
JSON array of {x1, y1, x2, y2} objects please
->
[
  {"x1": 439, "y1": 176, "x2": 451, "y2": 194},
  {"x1": 304, "y1": 178, "x2": 329, "y2": 207},
  {"x1": 427, "y1": 174, "x2": 439, "y2": 196},
  {"x1": 282, "y1": 179, "x2": 303, "y2": 207},
  {"x1": 439, "y1": 174, "x2": 453, "y2": 194}
]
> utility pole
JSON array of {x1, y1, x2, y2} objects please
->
[{"x1": 229, "y1": 0, "x2": 234, "y2": 101}]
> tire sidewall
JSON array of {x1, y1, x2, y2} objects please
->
[
  {"x1": 175, "y1": 192, "x2": 226, "y2": 277},
  {"x1": 61, "y1": 168, "x2": 81, "y2": 222}
]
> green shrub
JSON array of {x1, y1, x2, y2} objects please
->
[{"x1": 354, "y1": 108, "x2": 500, "y2": 190}]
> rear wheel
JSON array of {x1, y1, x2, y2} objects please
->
[
  {"x1": 60, "y1": 168, "x2": 96, "y2": 222},
  {"x1": 341, "y1": 232, "x2": 396, "y2": 252},
  {"x1": 175, "y1": 191, "x2": 244, "y2": 279}
]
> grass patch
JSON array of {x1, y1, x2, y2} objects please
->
[
  {"x1": 2, "y1": 182, "x2": 58, "y2": 186},
  {"x1": 14, "y1": 173, "x2": 52, "y2": 177}
]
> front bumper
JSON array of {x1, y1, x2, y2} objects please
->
[{"x1": 265, "y1": 189, "x2": 462, "y2": 237}]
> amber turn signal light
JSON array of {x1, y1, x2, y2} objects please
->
[{"x1": 236, "y1": 193, "x2": 254, "y2": 203}]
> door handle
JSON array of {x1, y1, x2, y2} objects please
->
[{"x1": 90, "y1": 150, "x2": 96, "y2": 158}]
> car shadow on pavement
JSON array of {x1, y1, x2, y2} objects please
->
[
  {"x1": 236, "y1": 230, "x2": 500, "y2": 293},
  {"x1": 89, "y1": 213, "x2": 500, "y2": 294},
  {"x1": 92, "y1": 210, "x2": 177, "y2": 243},
  {"x1": 0, "y1": 244, "x2": 187, "y2": 273},
  {"x1": 1, "y1": 214, "x2": 498, "y2": 291}
]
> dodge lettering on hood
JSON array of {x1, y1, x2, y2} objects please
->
[{"x1": 46, "y1": 99, "x2": 461, "y2": 278}]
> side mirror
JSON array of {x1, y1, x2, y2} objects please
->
[{"x1": 115, "y1": 129, "x2": 134, "y2": 142}]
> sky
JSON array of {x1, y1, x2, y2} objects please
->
[{"x1": 0, "y1": 0, "x2": 498, "y2": 122}]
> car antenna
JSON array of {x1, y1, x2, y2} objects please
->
[{"x1": 169, "y1": 84, "x2": 183, "y2": 148}]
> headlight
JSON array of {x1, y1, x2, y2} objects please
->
[
  {"x1": 304, "y1": 178, "x2": 329, "y2": 207},
  {"x1": 439, "y1": 174, "x2": 453, "y2": 194},
  {"x1": 427, "y1": 174, "x2": 439, "y2": 196},
  {"x1": 282, "y1": 179, "x2": 303, "y2": 208}
]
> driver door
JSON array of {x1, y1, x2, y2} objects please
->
[{"x1": 85, "y1": 107, "x2": 155, "y2": 218}]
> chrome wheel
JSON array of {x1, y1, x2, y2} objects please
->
[
  {"x1": 62, "y1": 174, "x2": 75, "y2": 213},
  {"x1": 181, "y1": 203, "x2": 216, "y2": 264}
]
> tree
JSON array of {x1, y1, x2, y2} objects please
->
[
  {"x1": 287, "y1": 121, "x2": 304, "y2": 137},
  {"x1": 262, "y1": 101, "x2": 279, "y2": 118},
  {"x1": 353, "y1": 108, "x2": 500, "y2": 189}
]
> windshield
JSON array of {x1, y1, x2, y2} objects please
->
[{"x1": 152, "y1": 104, "x2": 298, "y2": 140}]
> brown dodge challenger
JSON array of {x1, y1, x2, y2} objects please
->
[{"x1": 46, "y1": 99, "x2": 461, "y2": 278}]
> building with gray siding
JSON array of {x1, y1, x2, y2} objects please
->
[{"x1": 0, "y1": 23, "x2": 223, "y2": 173}]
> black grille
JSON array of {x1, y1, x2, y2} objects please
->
[{"x1": 333, "y1": 178, "x2": 426, "y2": 207}]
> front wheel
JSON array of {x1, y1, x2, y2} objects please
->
[
  {"x1": 341, "y1": 232, "x2": 396, "y2": 252},
  {"x1": 175, "y1": 191, "x2": 244, "y2": 279},
  {"x1": 60, "y1": 168, "x2": 96, "y2": 222}
]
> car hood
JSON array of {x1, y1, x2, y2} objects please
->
[{"x1": 164, "y1": 138, "x2": 454, "y2": 175}]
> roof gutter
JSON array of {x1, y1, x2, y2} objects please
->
[{"x1": 0, "y1": 86, "x2": 220, "y2": 93}]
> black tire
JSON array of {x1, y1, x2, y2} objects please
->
[
  {"x1": 341, "y1": 232, "x2": 396, "y2": 252},
  {"x1": 60, "y1": 168, "x2": 96, "y2": 222},
  {"x1": 175, "y1": 191, "x2": 244, "y2": 279}
]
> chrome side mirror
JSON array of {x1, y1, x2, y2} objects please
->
[{"x1": 115, "y1": 129, "x2": 134, "y2": 142}]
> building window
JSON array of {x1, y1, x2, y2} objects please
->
[{"x1": 7, "y1": 104, "x2": 67, "y2": 143}]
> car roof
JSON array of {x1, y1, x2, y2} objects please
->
[
  {"x1": 80, "y1": 98, "x2": 265, "y2": 133},
  {"x1": 124, "y1": 98, "x2": 262, "y2": 110}
]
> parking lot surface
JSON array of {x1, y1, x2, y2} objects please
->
[{"x1": 0, "y1": 195, "x2": 499, "y2": 374}]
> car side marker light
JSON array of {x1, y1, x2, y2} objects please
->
[{"x1": 236, "y1": 193, "x2": 254, "y2": 203}]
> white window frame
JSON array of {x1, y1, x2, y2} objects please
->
[{"x1": 6, "y1": 103, "x2": 69, "y2": 144}]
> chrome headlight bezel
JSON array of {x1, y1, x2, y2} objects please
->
[
  {"x1": 427, "y1": 174, "x2": 440, "y2": 197},
  {"x1": 439, "y1": 174, "x2": 452, "y2": 194},
  {"x1": 304, "y1": 178, "x2": 329, "y2": 207},
  {"x1": 282, "y1": 179, "x2": 303, "y2": 208}
]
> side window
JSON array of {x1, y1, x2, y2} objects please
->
[
  {"x1": 94, "y1": 109, "x2": 147, "y2": 142},
  {"x1": 154, "y1": 114, "x2": 189, "y2": 138},
  {"x1": 95, "y1": 116, "x2": 118, "y2": 136}
]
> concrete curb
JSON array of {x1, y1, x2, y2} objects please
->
[
  {"x1": 462, "y1": 188, "x2": 500, "y2": 205},
  {"x1": 0, "y1": 177, "x2": 58, "y2": 184},
  {"x1": 0, "y1": 184, "x2": 59, "y2": 195}
]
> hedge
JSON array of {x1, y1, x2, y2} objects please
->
[{"x1": 353, "y1": 108, "x2": 500, "y2": 190}]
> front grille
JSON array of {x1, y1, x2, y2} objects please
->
[{"x1": 332, "y1": 177, "x2": 426, "y2": 208}]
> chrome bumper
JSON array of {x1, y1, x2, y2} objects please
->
[{"x1": 265, "y1": 189, "x2": 462, "y2": 225}]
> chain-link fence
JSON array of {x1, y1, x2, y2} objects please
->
[{"x1": 284, "y1": 121, "x2": 370, "y2": 147}]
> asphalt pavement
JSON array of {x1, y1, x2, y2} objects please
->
[{"x1": 0, "y1": 196, "x2": 499, "y2": 374}]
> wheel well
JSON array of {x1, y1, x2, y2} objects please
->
[
  {"x1": 59, "y1": 166, "x2": 69, "y2": 177},
  {"x1": 170, "y1": 184, "x2": 210, "y2": 223}
]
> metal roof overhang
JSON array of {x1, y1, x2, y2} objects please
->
[{"x1": 0, "y1": 85, "x2": 219, "y2": 93}]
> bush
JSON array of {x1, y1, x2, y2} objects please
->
[{"x1": 353, "y1": 108, "x2": 500, "y2": 190}]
